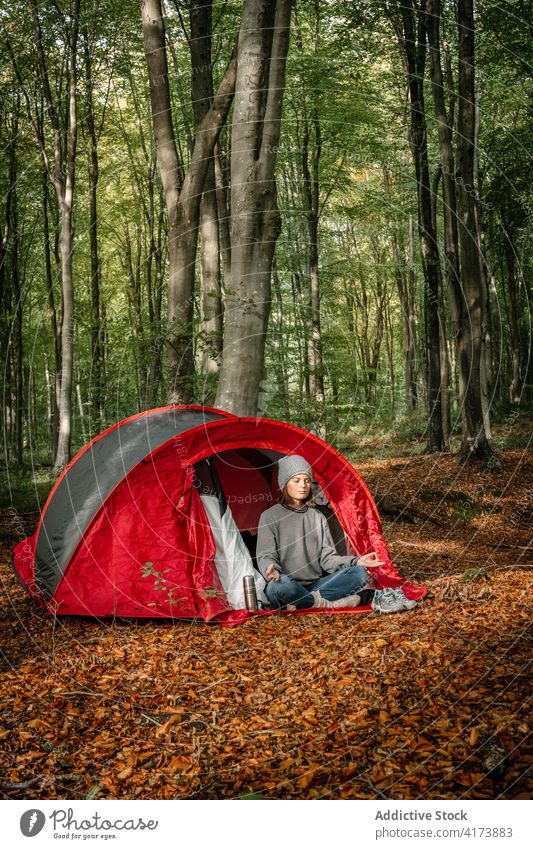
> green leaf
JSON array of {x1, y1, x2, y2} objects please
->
[{"x1": 86, "y1": 785, "x2": 102, "y2": 800}]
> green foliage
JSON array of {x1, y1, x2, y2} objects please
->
[
  {"x1": 0, "y1": 0, "x2": 530, "y2": 471},
  {"x1": 462, "y1": 567, "x2": 490, "y2": 584},
  {"x1": 141, "y1": 563, "x2": 187, "y2": 607}
]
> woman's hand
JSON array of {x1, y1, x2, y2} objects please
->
[
  {"x1": 357, "y1": 551, "x2": 385, "y2": 569},
  {"x1": 265, "y1": 564, "x2": 281, "y2": 582}
]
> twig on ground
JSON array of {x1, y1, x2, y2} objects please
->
[{"x1": 0, "y1": 773, "x2": 80, "y2": 790}]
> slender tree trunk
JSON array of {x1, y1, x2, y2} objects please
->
[
  {"x1": 0, "y1": 95, "x2": 22, "y2": 465},
  {"x1": 199, "y1": 167, "x2": 223, "y2": 380},
  {"x1": 83, "y1": 29, "x2": 103, "y2": 436},
  {"x1": 189, "y1": 2, "x2": 223, "y2": 380},
  {"x1": 44, "y1": 357, "x2": 54, "y2": 455},
  {"x1": 56, "y1": 8, "x2": 79, "y2": 470},
  {"x1": 488, "y1": 259, "x2": 501, "y2": 404},
  {"x1": 294, "y1": 4, "x2": 324, "y2": 429},
  {"x1": 292, "y1": 269, "x2": 311, "y2": 401},
  {"x1": 41, "y1": 169, "x2": 60, "y2": 457},
  {"x1": 407, "y1": 214, "x2": 418, "y2": 408},
  {"x1": 368, "y1": 266, "x2": 385, "y2": 404},
  {"x1": 215, "y1": 0, "x2": 292, "y2": 416},
  {"x1": 12, "y1": 158, "x2": 23, "y2": 467},
  {"x1": 426, "y1": 0, "x2": 462, "y2": 330},
  {"x1": 125, "y1": 224, "x2": 148, "y2": 402},
  {"x1": 503, "y1": 230, "x2": 522, "y2": 403},
  {"x1": 397, "y1": 0, "x2": 444, "y2": 450},
  {"x1": 271, "y1": 258, "x2": 290, "y2": 418},
  {"x1": 146, "y1": 184, "x2": 166, "y2": 407},
  {"x1": 28, "y1": 0, "x2": 81, "y2": 471},
  {"x1": 385, "y1": 297, "x2": 396, "y2": 415},
  {"x1": 76, "y1": 368, "x2": 86, "y2": 444},
  {"x1": 438, "y1": 279, "x2": 451, "y2": 446},
  {"x1": 455, "y1": 0, "x2": 492, "y2": 459},
  {"x1": 302, "y1": 108, "x2": 325, "y2": 417},
  {"x1": 56, "y1": 199, "x2": 75, "y2": 471},
  {"x1": 214, "y1": 143, "x2": 232, "y2": 290},
  {"x1": 473, "y1": 91, "x2": 492, "y2": 433},
  {"x1": 126, "y1": 72, "x2": 164, "y2": 408},
  {"x1": 431, "y1": 164, "x2": 451, "y2": 443},
  {"x1": 386, "y1": 161, "x2": 417, "y2": 412}
]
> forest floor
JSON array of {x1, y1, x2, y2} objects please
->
[{"x1": 0, "y1": 423, "x2": 531, "y2": 801}]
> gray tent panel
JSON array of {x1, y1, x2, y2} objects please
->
[{"x1": 35, "y1": 408, "x2": 226, "y2": 600}]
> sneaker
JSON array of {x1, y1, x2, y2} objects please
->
[
  {"x1": 391, "y1": 587, "x2": 417, "y2": 610},
  {"x1": 372, "y1": 588, "x2": 406, "y2": 614}
]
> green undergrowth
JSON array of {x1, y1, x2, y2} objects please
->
[
  {"x1": 0, "y1": 409, "x2": 530, "y2": 518},
  {"x1": 0, "y1": 467, "x2": 56, "y2": 514}
]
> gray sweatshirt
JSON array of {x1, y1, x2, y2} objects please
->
[{"x1": 256, "y1": 503, "x2": 355, "y2": 585}]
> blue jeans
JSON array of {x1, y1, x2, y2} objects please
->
[{"x1": 265, "y1": 565, "x2": 369, "y2": 610}]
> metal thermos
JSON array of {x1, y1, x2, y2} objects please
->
[{"x1": 243, "y1": 575, "x2": 258, "y2": 611}]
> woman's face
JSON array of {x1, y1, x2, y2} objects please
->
[{"x1": 285, "y1": 474, "x2": 312, "y2": 505}]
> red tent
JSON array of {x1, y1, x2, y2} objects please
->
[{"x1": 12, "y1": 405, "x2": 425, "y2": 625}]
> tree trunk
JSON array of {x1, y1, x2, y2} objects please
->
[
  {"x1": 386, "y1": 162, "x2": 417, "y2": 412},
  {"x1": 503, "y1": 230, "x2": 522, "y2": 403},
  {"x1": 215, "y1": 0, "x2": 292, "y2": 416},
  {"x1": 455, "y1": 0, "x2": 492, "y2": 460},
  {"x1": 397, "y1": 0, "x2": 444, "y2": 450},
  {"x1": 189, "y1": 1, "x2": 223, "y2": 381},
  {"x1": 438, "y1": 277, "x2": 451, "y2": 446},
  {"x1": 32, "y1": 0, "x2": 80, "y2": 472},
  {"x1": 56, "y1": 199, "x2": 75, "y2": 471},
  {"x1": 1, "y1": 94, "x2": 23, "y2": 465},
  {"x1": 426, "y1": 0, "x2": 462, "y2": 440},
  {"x1": 407, "y1": 214, "x2": 418, "y2": 408},
  {"x1": 488, "y1": 268, "x2": 500, "y2": 404},
  {"x1": 83, "y1": 29, "x2": 103, "y2": 436},
  {"x1": 426, "y1": 0, "x2": 462, "y2": 333},
  {"x1": 41, "y1": 169, "x2": 60, "y2": 457},
  {"x1": 11, "y1": 154, "x2": 23, "y2": 468},
  {"x1": 214, "y1": 142, "x2": 232, "y2": 290},
  {"x1": 26, "y1": 1, "x2": 81, "y2": 471},
  {"x1": 302, "y1": 107, "x2": 325, "y2": 420},
  {"x1": 385, "y1": 296, "x2": 396, "y2": 415},
  {"x1": 141, "y1": 0, "x2": 237, "y2": 403},
  {"x1": 125, "y1": 224, "x2": 147, "y2": 403},
  {"x1": 271, "y1": 258, "x2": 290, "y2": 418},
  {"x1": 199, "y1": 167, "x2": 223, "y2": 381},
  {"x1": 146, "y1": 191, "x2": 165, "y2": 406}
]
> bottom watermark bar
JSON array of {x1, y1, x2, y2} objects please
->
[{"x1": 3, "y1": 799, "x2": 530, "y2": 848}]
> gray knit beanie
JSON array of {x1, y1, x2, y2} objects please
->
[{"x1": 277, "y1": 455, "x2": 313, "y2": 491}]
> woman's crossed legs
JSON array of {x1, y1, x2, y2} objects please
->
[{"x1": 265, "y1": 564, "x2": 370, "y2": 610}]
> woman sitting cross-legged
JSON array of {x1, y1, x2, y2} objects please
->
[{"x1": 256, "y1": 455, "x2": 416, "y2": 613}]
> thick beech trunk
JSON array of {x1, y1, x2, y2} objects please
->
[
  {"x1": 141, "y1": 0, "x2": 236, "y2": 403},
  {"x1": 215, "y1": 0, "x2": 292, "y2": 416}
]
